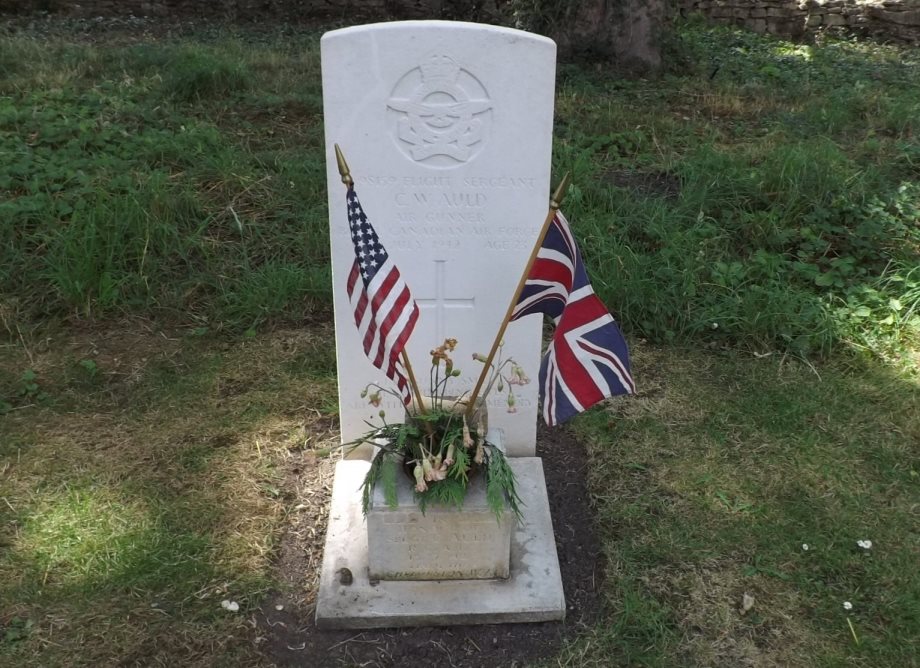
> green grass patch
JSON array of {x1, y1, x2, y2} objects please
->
[{"x1": 1, "y1": 22, "x2": 918, "y2": 360}]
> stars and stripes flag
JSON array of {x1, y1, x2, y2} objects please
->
[
  {"x1": 345, "y1": 186, "x2": 419, "y2": 406},
  {"x1": 511, "y1": 211, "x2": 635, "y2": 426}
]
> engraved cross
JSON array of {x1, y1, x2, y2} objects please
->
[{"x1": 416, "y1": 260, "x2": 475, "y2": 342}]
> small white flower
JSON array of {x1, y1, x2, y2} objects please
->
[
  {"x1": 843, "y1": 601, "x2": 853, "y2": 611},
  {"x1": 274, "y1": 604, "x2": 284, "y2": 611},
  {"x1": 802, "y1": 543, "x2": 809, "y2": 551},
  {"x1": 857, "y1": 540, "x2": 873, "y2": 550},
  {"x1": 711, "y1": 322, "x2": 719, "y2": 329},
  {"x1": 220, "y1": 599, "x2": 240, "y2": 612}
]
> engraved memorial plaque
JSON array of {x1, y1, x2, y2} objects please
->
[{"x1": 366, "y1": 469, "x2": 513, "y2": 581}]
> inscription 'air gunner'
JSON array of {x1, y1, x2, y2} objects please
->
[{"x1": 388, "y1": 54, "x2": 492, "y2": 163}]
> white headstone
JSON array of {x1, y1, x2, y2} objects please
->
[{"x1": 322, "y1": 21, "x2": 556, "y2": 457}]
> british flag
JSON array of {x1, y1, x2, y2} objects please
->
[
  {"x1": 345, "y1": 187, "x2": 419, "y2": 406},
  {"x1": 512, "y1": 211, "x2": 635, "y2": 425}
]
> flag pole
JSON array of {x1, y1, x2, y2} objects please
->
[
  {"x1": 334, "y1": 143, "x2": 427, "y2": 414},
  {"x1": 465, "y1": 172, "x2": 572, "y2": 420}
]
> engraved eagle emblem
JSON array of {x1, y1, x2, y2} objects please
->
[{"x1": 387, "y1": 54, "x2": 492, "y2": 163}]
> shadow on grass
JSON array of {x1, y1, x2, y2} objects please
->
[
  {"x1": 2, "y1": 322, "x2": 916, "y2": 667},
  {"x1": 0, "y1": 324, "x2": 338, "y2": 666}
]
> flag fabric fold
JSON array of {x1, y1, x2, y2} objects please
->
[
  {"x1": 345, "y1": 186, "x2": 419, "y2": 406},
  {"x1": 512, "y1": 211, "x2": 635, "y2": 426}
]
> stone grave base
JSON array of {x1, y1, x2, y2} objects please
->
[{"x1": 314, "y1": 458, "x2": 566, "y2": 629}]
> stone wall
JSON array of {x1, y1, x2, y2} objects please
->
[{"x1": 674, "y1": 0, "x2": 920, "y2": 43}]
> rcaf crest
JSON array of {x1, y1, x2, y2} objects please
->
[{"x1": 387, "y1": 54, "x2": 492, "y2": 167}]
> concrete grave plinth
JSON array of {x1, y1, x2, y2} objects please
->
[
  {"x1": 315, "y1": 457, "x2": 566, "y2": 629},
  {"x1": 367, "y1": 460, "x2": 513, "y2": 581}
]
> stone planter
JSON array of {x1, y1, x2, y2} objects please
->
[
  {"x1": 368, "y1": 395, "x2": 511, "y2": 581},
  {"x1": 367, "y1": 464, "x2": 513, "y2": 581}
]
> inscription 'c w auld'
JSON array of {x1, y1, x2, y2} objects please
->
[{"x1": 395, "y1": 192, "x2": 487, "y2": 207}]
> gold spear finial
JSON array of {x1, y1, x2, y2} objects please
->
[
  {"x1": 550, "y1": 172, "x2": 571, "y2": 211},
  {"x1": 334, "y1": 143, "x2": 354, "y2": 187}
]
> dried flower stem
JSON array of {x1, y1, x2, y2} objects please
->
[{"x1": 846, "y1": 617, "x2": 860, "y2": 646}]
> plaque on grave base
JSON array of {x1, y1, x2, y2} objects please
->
[{"x1": 367, "y1": 453, "x2": 513, "y2": 581}]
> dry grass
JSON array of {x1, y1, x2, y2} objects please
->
[
  {"x1": 564, "y1": 345, "x2": 920, "y2": 667},
  {"x1": 1, "y1": 322, "x2": 337, "y2": 666},
  {"x1": 3, "y1": 327, "x2": 918, "y2": 666}
]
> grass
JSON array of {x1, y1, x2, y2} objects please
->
[
  {"x1": 0, "y1": 17, "x2": 918, "y2": 667},
  {"x1": 1, "y1": 323, "x2": 338, "y2": 665},
  {"x1": 1, "y1": 20, "x2": 918, "y2": 359},
  {"x1": 558, "y1": 348, "x2": 920, "y2": 667}
]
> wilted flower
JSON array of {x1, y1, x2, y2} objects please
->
[
  {"x1": 422, "y1": 456, "x2": 447, "y2": 482},
  {"x1": 444, "y1": 443, "x2": 456, "y2": 467},
  {"x1": 472, "y1": 352, "x2": 487, "y2": 363},
  {"x1": 431, "y1": 338, "x2": 458, "y2": 367},
  {"x1": 462, "y1": 417, "x2": 474, "y2": 449},
  {"x1": 508, "y1": 363, "x2": 530, "y2": 386},
  {"x1": 368, "y1": 392, "x2": 382, "y2": 407},
  {"x1": 474, "y1": 443, "x2": 484, "y2": 465},
  {"x1": 506, "y1": 391, "x2": 517, "y2": 414},
  {"x1": 413, "y1": 463, "x2": 427, "y2": 493},
  {"x1": 843, "y1": 601, "x2": 853, "y2": 611},
  {"x1": 857, "y1": 540, "x2": 872, "y2": 550}
]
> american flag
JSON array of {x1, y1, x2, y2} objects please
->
[
  {"x1": 512, "y1": 211, "x2": 635, "y2": 425},
  {"x1": 345, "y1": 186, "x2": 419, "y2": 406}
]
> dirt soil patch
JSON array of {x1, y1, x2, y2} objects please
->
[{"x1": 258, "y1": 424, "x2": 605, "y2": 667}]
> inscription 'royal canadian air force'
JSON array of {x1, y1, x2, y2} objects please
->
[{"x1": 387, "y1": 54, "x2": 492, "y2": 166}]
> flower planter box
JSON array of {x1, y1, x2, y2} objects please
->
[{"x1": 367, "y1": 456, "x2": 513, "y2": 581}]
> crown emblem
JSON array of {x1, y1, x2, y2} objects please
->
[{"x1": 420, "y1": 54, "x2": 460, "y2": 85}]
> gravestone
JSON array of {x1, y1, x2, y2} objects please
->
[
  {"x1": 315, "y1": 20, "x2": 566, "y2": 628},
  {"x1": 322, "y1": 20, "x2": 556, "y2": 457}
]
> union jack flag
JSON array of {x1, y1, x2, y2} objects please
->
[
  {"x1": 345, "y1": 187, "x2": 419, "y2": 406},
  {"x1": 512, "y1": 211, "x2": 635, "y2": 425}
]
